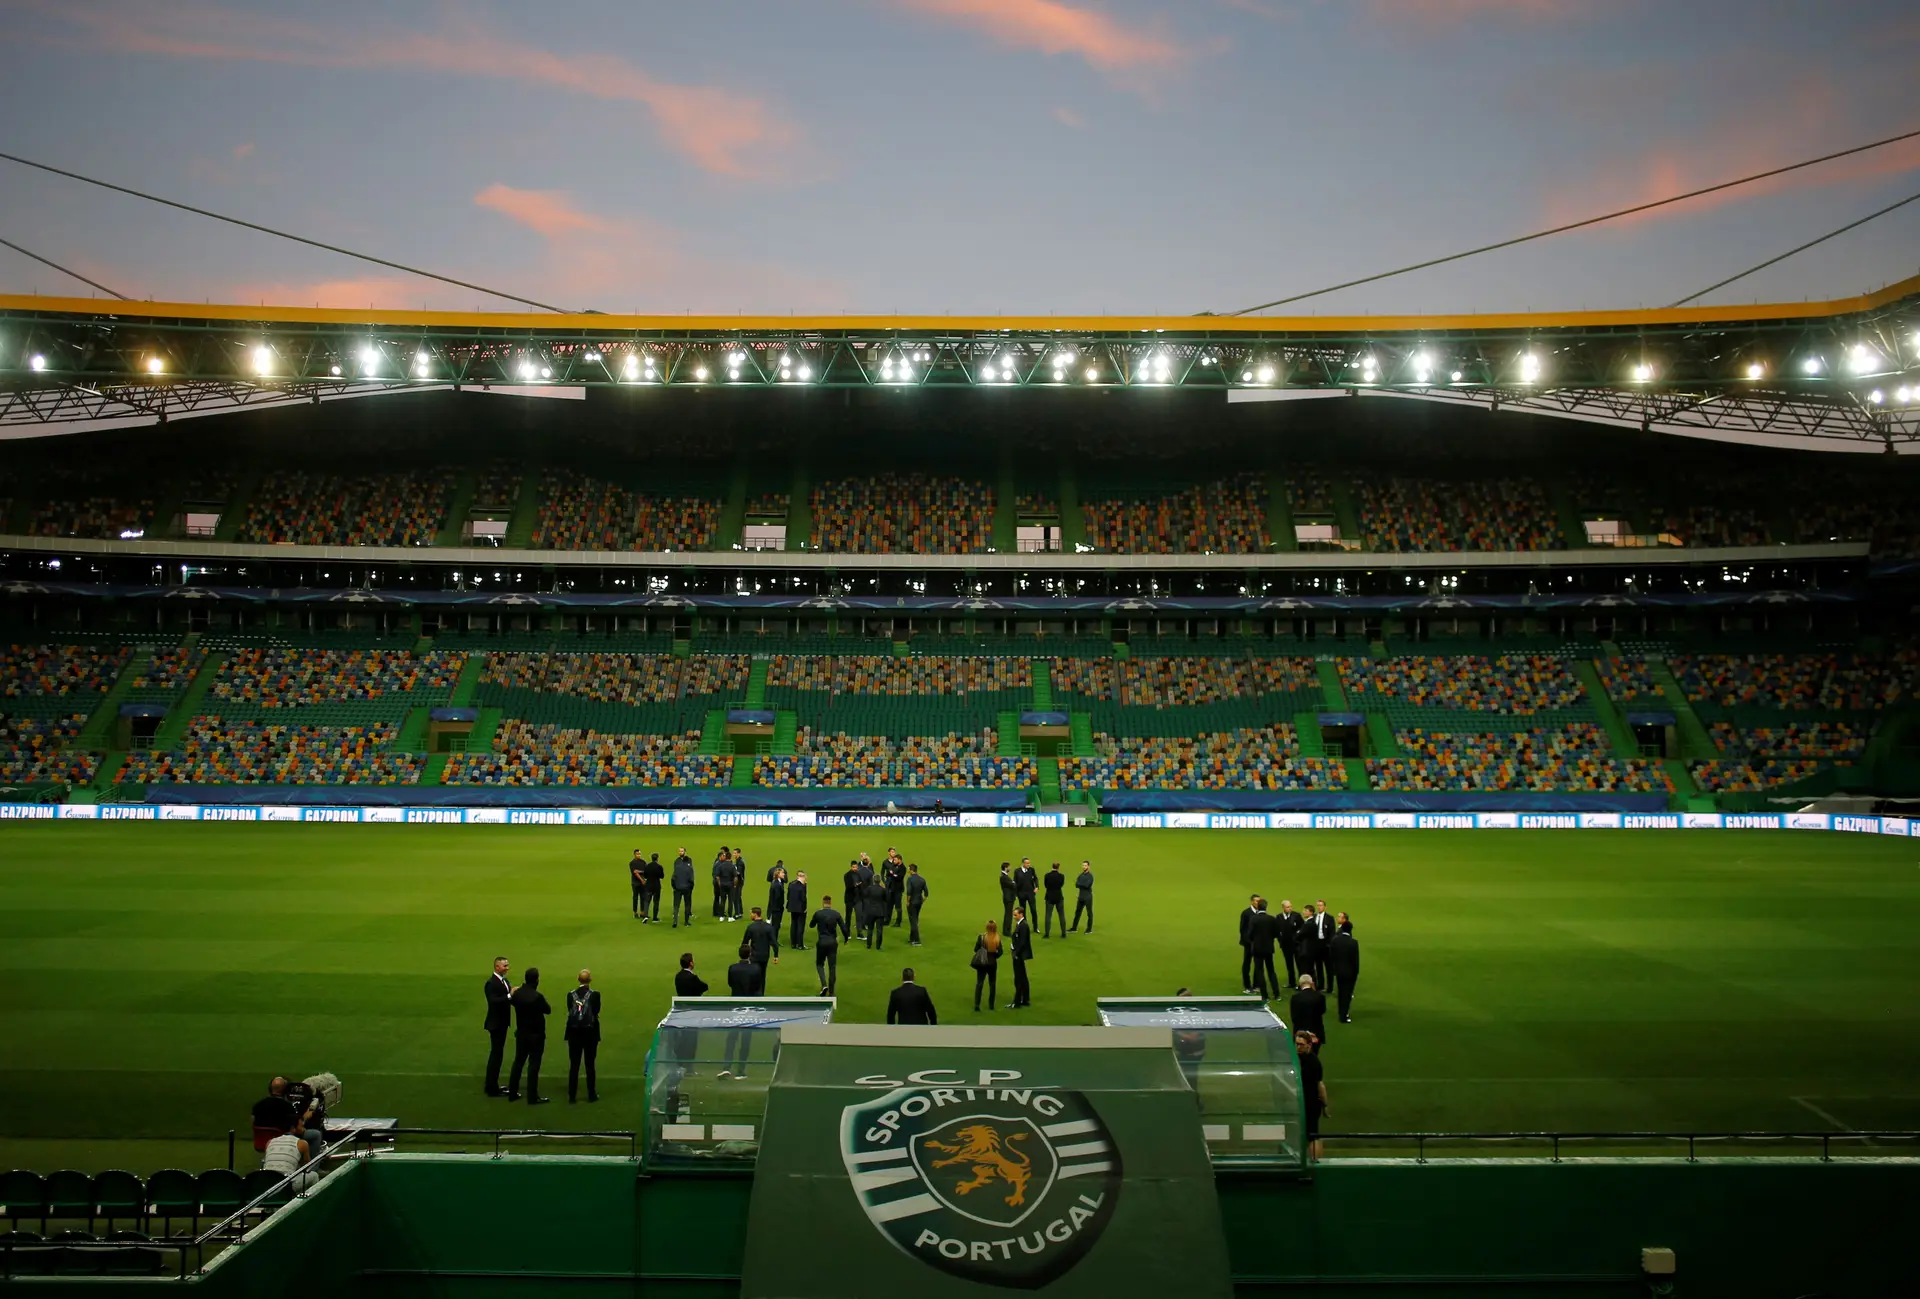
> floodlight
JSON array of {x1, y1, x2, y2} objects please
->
[
  {"x1": 1450, "y1": 370, "x2": 1463, "y2": 382},
  {"x1": 798, "y1": 364, "x2": 812, "y2": 380},
  {"x1": 695, "y1": 365, "x2": 710, "y2": 381},
  {"x1": 145, "y1": 356, "x2": 164, "y2": 374},
  {"x1": 1631, "y1": 363, "x2": 1653, "y2": 382},
  {"x1": 360, "y1": 346, "x2": 378, "y2": 367},
  {"x1": 919, "y1": 350, "x2": 931, "y2": 362},
  {"x1": 518, "y1": 362, "x2": 536, "y2": 381},
  {"x1": 882, "y1": 362, "x2": 895, "y2": 378},
  {"x1": 779, "y1": 353, "x2": 790, "y2": 365},
  {"x1": 732, "y1": 351, "x2": 748, "y2": 366},
  {"x1": 1052, "y1": 368, "x2": 1065, "y2": 381},
  {"x1": 1001, "y1": 366, "x2": 1014, "y2": 381},
  {"x1": 1085, "y1": 366, "x2": 1098, "y2": 381},
  {"x1": 1256, "y1": 365, "x2": 1275, "y2": 383},
  {"x1": 1412, "y1": 351, "x2": 1433, "y2": 372},
  {"x1": 623, "y1": 357, "x2": 639, "y2": 378},
  {"x1": 584, "y1": 350, "x2": 601, "y2": 362},
  {"x1": 1868, "y1": 389, "x2": 1884, "y2": 404},
  {"x1": 540, "y1": 366, "x2": 551, "y2": 379},
  {"x1": 1745, "y1": 362, "x2": 1764, "y2": 380},
  {"x1": 1241, "y1": 370, "x2": 1253, "y2": 382},
  {"x1": 1518, "y1": 353, "x2": 1540, "y2": 383},
  {"x1": 29, "y1": 354, "x2": 46, "y2": 372},
  {"x1": 1847, "y1": 344, "x2": 1879, "y2": 374},
  {"x1": 1802, "y1": 356, "x2": 1822, "y2": 374},
  {"x1": 250, "y1": 346, "x2": 272, "y2": 375},
  {"x1": 1898, "y1": 386, "x2": 1913, "y2": 404},
  {"x1": 329, "y1": 364, "x2": 342, "y2": 377},
  {"x1": 1359, "y1": 354, "x2": 1377, "y2": 373},
  {"x1": 728, "y1": 368, "x2": 740, "y2": 381}
]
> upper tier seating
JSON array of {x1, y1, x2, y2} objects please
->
[
  {"x1": 1670, "y1": 653, "x2": 1910, "y2": 711},
  {"x1": 1051, "y1": 656, "x2": 1318, "y2": 707},
  {"x1": 752, "y1": 729, "x2": 1034, "y2": 788},
  {"x1": 1079, "y1": 474, "x2": 1268, "y2": 554},
  {"x1": 1367, "y1": 726, "x2": 1671, "y2": 792},
  {"x1": 529, "y1": 468, "x2": 721, "y2": 551},
  {"x1": 809, "y1": 474, "x2": 992, "y2": 553},
  {"x1": 1355, "y1": 474, "x2": 1559, "y2": 552},
  {"x1": 0, "y1": 713, "x2": 95, "y2": 783},
  {"x1": 208, "y1": 649, "x2": 462, "y2": 708},
  {"x1": 445, "y1": 723, "x2": 727, "y2": 786},
  {"x1": 1058, "y1": 726, "x2": 1345, "y2": 791},
  {"x1": 481, "y1": 652, "x2": 688, "y2": 705},
  {"x1": 238, "y1": 470, "x2": 453, "y2": 546},
  {"x1": 1338, "y1": 655, "x2": 1586, "y2": 713},
  {"x1": 766, "y1": 655, "x2": 1030, "y2": 694},
  {"x1": 1595, "y1": 656, "x2": 1666, "y2": 706},
  {"x1": 0, "y1": 644, "x2": 129, "y2": 700}
]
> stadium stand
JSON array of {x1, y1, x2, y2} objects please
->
[
  {"x1": 0, "y1": 712, "x2": 95, "y2": 784},
  {"x1": 808, "y1": 474, "x2": 993, "y2": 553},
  {"x1": 28, "y1": 468, "x2": 155, "y2": 540},
  {"x1": 237, "y1": 470, "x2": 454, "y2": 546},
  {"x1": 122, "y1": 720, "x2": 422, "y2": 784},
  {"x1": 1339, "y1": 655, "x2": 1587, "y2": 714},
  {"x1": 1595, "y1": 655, "x2": 1667, "y2": 708},
  {"x1": 482, "y1": 652, "x2": 686, "y2": 705},
  {"x1": 529, "y1": 468, "x2": 721, "y2": 551},
  {"x1": 445, "y1": 723, "x2": 728, "y2": 786},
  {"x1": 1669, "y1": 652, "x2": 1909, "y2": 711},
  {"x1": 1078, "y1": 473, "x2": 1268, "y2": 554},
  {"x1": 1354, "y1": 473, "x2": 1560, "y2": 552},
  {"x1": 1058, "y1": 726, "x2": 1345, "y2": 791},
  {"x1": 752, "y1": 728, "x2": 1034, "y2": 788},
  {"x1": 1368, "y1": 726, "x2": 1671, "y2": 792},
  {"x1": 208, "y1": 649, "x2": 463, "y2": 708}
]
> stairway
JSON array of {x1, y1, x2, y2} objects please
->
[
  {"x1": 1314, "y1": 660, "x2": 1348, "y2": 711},
  {"x1": 446, "y1": 654, "x2": 487, "y2": 708},
  {"x1": 1571, "y1": 659, "x2": 1641, "y2": 758},
  {"x1": 1342, "y1": 757, "x2": 1370, "y2": 792},
  {"x1": 1068, "y1": 712, "x2": 1094, "y2": 756},
  {"x1": 1647, "y1": 660, "x2": 1716, "y2": 760},
  {"x1": 996, "y1": 711, "x2": 1022, "y2": 756},
  {"x1": 773, "y1": 711, "x2": 798, "y2": 755},
  {"x1": 149, "y1": 651, "x2": 225, "y2": 752},
  {"x1": 744, "y1": 659, "x2": 770, "y2": 709},
  {"x1": 503, "y1": 471, "x2": 541, "y2": 548},
  {"x1": 1292, "y1": 712, "x2": 1325, "y2": 757},
  {"x1": 1031, "y1": 660, "x2": 1054, "y2": 711},
  {"x1": 212, "y1": 469, "x2": 262, "y2": 542},
  {"x1": 434, "y1": 467, "x2": 481, "y2": 547},
  {"x1": 77, "y1": 648, "x2": 152, "y2": 751}
]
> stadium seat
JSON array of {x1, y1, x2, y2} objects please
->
[
  {"x1": 100, "y1": 1231, "x2": 168, "y2": 1276},
  {"x1": 0, "y1": 1171, "x2": 47, "y2": 1230},
  {"x1": 242, "y1": 1168, "x2": 290, "y2": 1212},
  {"x1": 49, "y1": 1229, "x2": 107, "y2": 1276},
  {"x1": 143, "y1": 1170, "x2": 198, "y2": 1236},
  {"x1": 195, "y1": 1169, "x2": 246, "y2": 1223},
  {"x1": 43, "y1": 1170, "x2": 93, "y2": 1226},
  {"x1": 90, "y1": 1170, "x2": 145, "y2": 1231}
]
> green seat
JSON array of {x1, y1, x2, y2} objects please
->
[
  {"x1": 92, "y1": 1170, "x2": 145, "y2": 1231},
  {"x1": 0, "y1": 1171, "x2": 47, "y2": 1229},
  {"x1": 196, "y1": 1169, "x2": 246, "y2": 1222},
  {"x1": 144, "y1": 1169, "x2": 198, "y2": 1235},
  {"x1": 242, "y1": 1168, "x2": 289, "y2": 1211},
  {"x1": 102, "y1": 1231, "x2": 168, "y2": 1276},
  {"x1": 44, "y1": 1170, "x2": 94, "y2": 1226},
  {"x1": 49, "y1": 1229, "x2": 105, "y2": 1276}
]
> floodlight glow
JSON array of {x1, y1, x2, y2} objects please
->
[
  {"x1": 583, "y1": 350, "x2": 600, "y2": 363},
  {"x1": 798, "y1": 364, "x2": 812, "y2": 380},
  {"x1": 540, "y1": 366, "x2": 551, "y2": 379},
  {"x1": 623, "y1": 357, "x2": 639, "y2": 378},
  {"x1": 1241, "y1": 371, "x2": 1253, "y2": 382},
  {"x1": 1745, "y1": 362, "x2": 1764, "y2": 379},
  {"x1": 1848, "y1": 345, "x2": 1879, "y2": 374},
  {"x1": 360, "y1": 347, "x2": 378, "y2": 366},
  {"x1": 1052, "y1": 368, "x2": 1065, "y2": 381},
  {"x1": 29, "y1": 354, "x2": 46, "y2": 372},
  {"x1": 329, "y1": 365, "x2": 342, "y2": 377},
  {"x1": 1085, "y1": 367, "x2": 1098, "y2": 381},
  {"x1": 728, "y1": 368, "x2": 740, "y2": 381},
  {"x1": 1802, "y1": 356, "x2": 1823, "y2": 374},
  {"x1": 882, "y1": 362, "x2": 895, "y2": 377},
  {"x1": 779, "y1": 353, "x2": 790, "y2": 366},
  {"x1": 250, "y1": 346, "x2": 273, "y2": 375},
  {"x1": 415, "y1": 352, "x2": 430, "y2": 366},
  {"x1": 518, "y1": 362, "x2": 536, "y2": 381},
  {"x1": 694, "y1": 365, "x2": 710, "y2": 381},
  {"x1": 1518, "y1": 353, "x2": 1540, "y2": 383},
  {"x1": 1450, "y1": 370, "x2": 1463, "y2": 382},
  {"x1": 1898, "y1": 386, "x2": 1913, "y2": 404},
  {"x1": 1256, "y1": 365, "x2": 1275, "y2": 383},
  {"x1": 1869, "y1": 389, "x2": 1884, "y2": 404},
  {"x1": 414, "y1": 364, "x2": 430, "y2": 379},
  {"x1": 1412, "y1": 351, "x2": 1433, "y2": 371},
  {"x1": 1631, "y1": 363, "x2": 1653, "y2": 382},
  {"x1": 145, "y1": 356, "x2": 164, "y2": 374}
]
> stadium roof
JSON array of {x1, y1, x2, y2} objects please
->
[{"x1": 2, "y1": 274, "x2": 1917, "y2": 448}]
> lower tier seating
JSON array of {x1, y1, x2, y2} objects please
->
[
  {"x1": 1367, "y1": 726, "x2": 1672, "y2": 792},
  {"x1": 752, "y1": 730, "x2": 1034, "y2": 788},
  {"x1": 1057, "y1": 726, "x2": 1345, "y2": 791},
  {"x1": 444, "y1": 723, "x2": 728, "y2": 786},
  {"x1": 123, "y1": 719, "x2": 422, "y2": 784}
]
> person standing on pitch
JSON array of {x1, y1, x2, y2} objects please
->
[
  {"x1": 732, "y1": 849, "x2": 750, "y2": 920},
  {"x1": 713, "y1": 847, "x2": 739, "y2": 921},
  {"x1": 904, "y1": 862, "x2": 930, "y2": 946},
  {"x1": 1329, "y1": 913, "x2": 1360, "y2": 1023},
  {"x1": 1289, "y1": 974, "x2": 1328, "y2": 1049},
  {"x1": 507, "y1": 967, "x2": 551, "y2": 1105},
  {"x1": 997, "y1": 862, "x2": 1016, "y2": 933},
  {"x1": 971, "y1": 919, "x2": 1003, "y2": 1011},
  {"x1": 1070, "y1": 859, "x2": 1094, "y2": 933},
  {"x1": 1297, "y1": 1031, "x2": 1327, "y2": 1162},
  {"x1": 844, "y1": 861, "x2": 866, "y2": 941},
  {"x1": 1295, "y1": 904, "x2": 1324, "y2": 994},
  {"x1": 670, "y1": 849, "x2": 695, "y2": 928},
  {"x1": 1277, "y1": 899, "x2": 1303, "y2": 987},
  {"x1": 1013, "y1": 857, "x2": 1039, "y2": 933},
  {"x1": 884, "y1": 852, "x2": 907, "y2": 927},
  {"x1": 564, "y1": 970, "x2": 601, "y2": 1104},
  {"x1": 766, "y1": 865, "x2": 788, "y2": 956},
  {"x1": 1245, "y1": 898, "x2": 1281, "y2": 999},
  {"x1": 674, "y1": 952, "x2": 708, "y2": 997},
  {"x1": 482, "y1": 956, "x2": 513, "y2": 1097},
  {"x1": 886, "y1": 967, "x2": 937, "y2": 1024},
  {"x1": 629, "y1": 850, "x2": 648, "y2": 920},
  {"x1": 811, "y1": 893, "x2": 849, "y2": 996},
  {"x1": 863, "y1": 871, "x2": 890, "y2": 950},
  {"x1": 1042, "y1": 862, "x2": 1067, "y2": 937},
  {"x1": 1309, "y1": 900, "x2": 1335, "y2": 991},
  {"x1": 786, "y1": 871, "x2": 809, "y2": 950},
  {"x1": 722, "y1": 944, "x2": 762, "y2": 1080},
  {"x1": 642, "y1": 852, "x2": 665, "y2": 923},
  {"x1": 744, "y1": 906, "x2": 778, "y2": 971},
  {"x1": 1009, "y1": 906, "x2": 1034, "y2": 1008},
  {"x1": 1239, "y1": 895, "x2": 1262, "y2": 993}
]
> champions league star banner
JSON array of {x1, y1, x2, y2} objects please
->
[{"x1": 740, "y1": 1025, "x2": 1233, "y2": 1299}]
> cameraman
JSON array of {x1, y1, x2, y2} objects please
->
[{"x1": 251, "y1": 1076, "x2": 324, "y2": 1164}]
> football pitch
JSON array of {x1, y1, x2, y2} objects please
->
[{"x1": 2, "y1": 822, "x2": 1918, "y2": 1174}]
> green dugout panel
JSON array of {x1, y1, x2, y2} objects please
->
[{"x1": 740, "y1": 1025, "x2": 1234, "y2": 1298}]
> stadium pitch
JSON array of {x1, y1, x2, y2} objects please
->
[{"x1": 2, "y1": 822, "x2": 1917, "y2": 1173}]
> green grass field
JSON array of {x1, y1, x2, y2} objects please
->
[{"x1": 2, "y1": 822, "x2": 1918, "y2": 1173}]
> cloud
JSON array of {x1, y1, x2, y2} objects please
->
[
  {"x1": 1361, "y1": 0, "x2": 1575, "y2": 22},
  {"x1": 1052, "y1": 105, "x2": 1088, "y2": 129},
  {"x1": 474, "y1": 184, "x2": 625, "y2": 239},
  {"x1": 31, "y1": 1, "x2": 794, "y2": 178},
  {"x1": 886, "y1": 0, "x2": 1197, "y2": 72},
  {"x1": 232, "y1": 142, "x2": 255, "y2": 160}
]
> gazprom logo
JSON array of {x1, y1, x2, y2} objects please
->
[{"x1": 1312, "y1": 814, "x2": 1371, "y2": 829}]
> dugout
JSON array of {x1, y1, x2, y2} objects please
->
[{"x1": 643, "y1": 996, "x2": 833, "y2": 1167}]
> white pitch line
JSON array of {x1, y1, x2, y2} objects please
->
[{"x1": 1792, "y1": 1096, "x2": 1857, "y2": 1132}]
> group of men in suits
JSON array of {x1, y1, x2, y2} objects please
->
[
  {"x1": 1238, "y1": 897, "x2": 1361, "y2": 1024},
  {"x1": 998, "y1": 858, "x2": 1095, "y2": 938},
  {"x1": 481, "y1": 958, "x2": 603, "y2": 1105}
]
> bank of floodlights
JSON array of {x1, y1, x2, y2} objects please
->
[
  {"x1": 250, "y1": 345, "x2": 273, "y2": 377},
  {"x1": 413, "y1": 351, "x2": 432, "y2": 379},
  {"x1": 1517, "y1": 352, "x2": 1541, "y2": 385},
  {"x1": 1847, "y1": 344, "x2": 1882, "y2": 375},
  {"x1": 358, "y1": 345, "x2": 380, "y2": 378},
  {"x1": 1410, "y1": 351, "x2": 1433, "y2": 384}
]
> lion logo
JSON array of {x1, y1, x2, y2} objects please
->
[{"x1": 922, "y1": 1123, "x2": 1033, "y2": 1207}]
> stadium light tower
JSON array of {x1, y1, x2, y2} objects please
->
[
  {"x1": 360, "y1": 346, "x2": 379, "y2": 377},
  {"x1": 1518, "y1": 352, "x2": 1541, "y2": 384},
  {"x1": 29, "y1": 354, "x2": 46, "y2": 372},
  {"x1": 251, "y1": 345, "x2": 273, "y2": 376},
  {"x1": 1802, "y1": 356, "x2": 1823, "y2": 374},
  {"x1": 145, "y1": 356, "x2": 164, "y2": 374},
  {"x1": 1631, "y1": 362, "x2": 1654, "y2": 383},
  {"x1": 1745, "y1": 361, "x2": 1766, "y2": 380}
]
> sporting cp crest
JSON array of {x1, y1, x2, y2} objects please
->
[{"x1": 840, "y1": 1085, "x2": 1121, "y2": 1288}]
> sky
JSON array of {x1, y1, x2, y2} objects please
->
[{"x1": 0, "y1": 0, "x2": 1916, "y2": 318}]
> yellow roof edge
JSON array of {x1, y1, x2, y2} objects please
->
[{"x1": 2, "y1": 272, "x2": 1915, "y2": 334}]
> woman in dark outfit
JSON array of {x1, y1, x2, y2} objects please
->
[
  {"x1": 971, "y1": 920, "x2": 1004, "y2": 1011},
  {"x1": 1296, "y1": 1030, "x2": 1327, "y2": 1161}
]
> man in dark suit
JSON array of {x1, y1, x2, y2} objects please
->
[
  {"x1": 564, "y1": 969, "x2": 601, "y2": 1104},
  {"x1": 904, "y1": 863, "x2": 929, "y2": 946},
  {"x1": 1289, "y1": 974, "x2": 1329, "y2": 1049},
  {"x1": 507, "y1": 967, "x2": 551, "y2": 1105},
  {"x1": 886, "y1": 968, "x2": 938, "y2": 1024},
  {"x1": 1042, "y1": 862, "x2": 1067, "y2": 937},
  {"x1": 722, "y1": 945, "x2": 763, "y2": 1079},
  {"x1": 482, "y1": 956, "x2": 513, "y2": 1096},
  {"x1": 713, "y1": 849, "x2": 740, "y2": 921},
  {"x1": 1013, "y1": 858, "x2": 1039, "y2": 934},
  {"x1": 1308, "y1": 901, "x2": 1335, "y2": 991},
  {"x1": 744, "y1": 907, "x2": 778, "y2": 971},
  {"x1": 844, "y1": 862, "x2": 866, "y2": 939},
  {"x1": 766, "y1": 864, "x2": 788, "y2": 954},
  {"x1": 1238, "y1": 895, "x2": 1261, "y2": 994},
  {"x1": 1296, "y1": 904, "x2": 1326, "y2": 994},
  {"x1": 1070, "y1": 860, "x2": 1094, "y2": 933},
  {"x1": 674, "y1": 952, "x2": 708, "y2": 997},
  {"x1": 637, "y1": 851, "x2": 660, "y2": 921},
  {"x1": 670, "y1": 849, "x2": 695, "y2": 928},
  {"x1": 812, "y1": 894, "x2": 849, "y2": 996},
  {"x1": 1009, "y1": 906, "x2": 1034, "y2": 1009},
  {"x1": 1245, "y1": 898, "x2": 1281, "y2": 1000},
  {"x1": 642, "y1": 853, "x2": 665, "y2": 923},
  {"x1": 786, "y1": 872, "x2": 809, "y2": 951},
  {"x1": 864, "y1": 874, "x2": 890, "y2": 950},
  {"x1": 1329, "y1": 913, "x2": 1360, "y2": 1024},
  {"x1": 998, "y1": 862, "x2": 1016, "y2": 933},
  {"x1": 884, "y1": 853, "x2": 907, "y2": 926},
  {"x1": 1277, "y1": 899, "x2": 1303, "y2": 987}
]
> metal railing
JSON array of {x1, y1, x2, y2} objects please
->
[
  {"x1": 1319, "y1": 1130, "x2": 1920, "y2": 1164},
  {"x1": 335, "y1": 1125, "x2": 638, "y2": 1161}
]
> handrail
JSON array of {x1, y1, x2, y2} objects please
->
[
  {"x1": 339, "y1": 1125, "x2": 639, "y2": 1160},
  {"x1": 1320, "y1": 1130, "x2": 1920, "y2": 1164}
]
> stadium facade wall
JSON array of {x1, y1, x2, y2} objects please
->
[{"x1": 7, "y1": 1155, "x2": 1910, "y2": 1297}]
